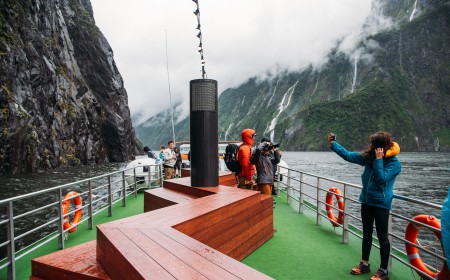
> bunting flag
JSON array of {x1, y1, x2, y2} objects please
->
[{"x1": 192, "y1": 0, "x2": 207, "y2": 78}]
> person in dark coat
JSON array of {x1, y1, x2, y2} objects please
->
[
  {"x1": 173, "y1": 146, "x2": 182, "y2": 178},
  {"x1": 143, "y1": 146, "x2": 156, "y2": 159},
  {"x1": 250, "y1": 140, "x2": 281, "y2": 196}
]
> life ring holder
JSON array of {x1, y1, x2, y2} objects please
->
[
  {"x1": 325, "y1": 187, "x2": 344, "y2": 227},
  {"x1": 405, "y1": 214, "x2": 444, "y2": 279},
  {"x1": 62, "y1": 191, "x2": 82, "y2": 233}
]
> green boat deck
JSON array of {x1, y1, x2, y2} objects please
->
[{"x1": 2, "y1": 191, "x2": 415, "y2": 279}]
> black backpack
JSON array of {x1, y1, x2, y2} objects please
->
[{"x1": 224, "y1": 143, "x2": 241, "y2": 174}]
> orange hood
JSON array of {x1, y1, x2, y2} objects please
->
[
  {"x1": 241, "y1": 129, "x2": 255, "y2": 146},
  {"x1": 386, "y1": 142, "x2": 400, "y2": 157}
]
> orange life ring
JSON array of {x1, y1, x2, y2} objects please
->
[
  {"x1": 62, "y1": 191, "x2": 82, "y2": 233},
  {"x1": 325, "y1": 187, "x2": 344, "y2": 227},
  {"x1": 405, "y1": 215, "x2": 444, "y2": 278}
]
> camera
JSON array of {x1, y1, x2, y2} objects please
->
[
  {"x1": 262, "y1": 142, "x2": 280, "y2": 150},
  {"x1": 271, "y1": 143, "x2": 280, "y2": 148}
]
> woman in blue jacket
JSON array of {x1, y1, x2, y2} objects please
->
[{"x1": 328, "y1": 131, "x2": 401, "y2": 280}]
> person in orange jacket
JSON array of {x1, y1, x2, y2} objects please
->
[{"x1": 237, "y1": 128, "x2": 257, "y2": 189}]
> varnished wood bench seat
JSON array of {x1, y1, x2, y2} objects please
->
[{"x1": 31, "y1": 172, "x2": 273, "y2": 279}]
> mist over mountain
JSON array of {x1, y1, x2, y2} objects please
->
[
  {"x1": 0, "y1": 0, "x2": 139, "y2": 174},
  {"x1": 136, "y1": 0, "x2": 450, "y2": 152}
]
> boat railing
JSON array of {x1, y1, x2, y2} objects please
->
[
  {"x1": 0, "y1": 162, "x2": 164, "y2": 280},
  {"x1": 276, "y1": 166, "x2": 444, "y2": 280}
]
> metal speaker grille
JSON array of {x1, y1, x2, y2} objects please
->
[{"x1": 191, "y1": 79, "x2": 217, "y2": 112}]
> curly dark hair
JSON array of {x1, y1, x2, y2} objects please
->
[{"x1": 361, "y1": 131, "x2": 393, "y2": 166}]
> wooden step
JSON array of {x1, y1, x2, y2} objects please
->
[{"x1": 31, "y1": 241, "x2": 110, "y2": 280}]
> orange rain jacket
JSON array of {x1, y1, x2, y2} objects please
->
[{"x1": 238, "y1": 129, "x2": 256, "y2": 181}]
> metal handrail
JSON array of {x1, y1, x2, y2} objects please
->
[
  {"x1": 0, "y1": 162, "x2": 163, "y2": 280},
  {"x1": 276, "y1": 165, "x2": 444, "y2": 280}
]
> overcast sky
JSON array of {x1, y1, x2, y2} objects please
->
[{"x1": 90, "y1": 0, "x2": 374, "y2": 124}]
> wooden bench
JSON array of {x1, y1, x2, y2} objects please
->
[{"x1": 31, "y1": 172, "x2": 273, "y2": 279}]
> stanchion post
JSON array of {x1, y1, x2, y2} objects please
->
[
  {"x1": 342, "y1": 183, "x2": 349, "y2": 244},
  {"x1": 6, "y1": 201, "x2": 16, "y2": 280},
  {"x1": 299, "y1": 172, "x2": 304, "y2": 214},
  {"x1": 316, "y1": 177, "x2": 322, "y2": 225}
]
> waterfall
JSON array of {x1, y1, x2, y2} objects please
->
[
  {"x1": 351, "y1": 53, "x2": 358, "y2": 93},
  {"x1": 266, "y1": 81, "x2": 298, "y2": 141},
  {"x1": 267, "y1": 79, "x2": 279, "y2": 107},
  {"x1": 433, "y1": 137, "x2": 440, "y2": 152},
  {"x1": 224, "y1": 122, "x2": 234, "y2": 140},
  {"x1": 409, "y1": 0, "x2": 418, "y2": 22},
  {"x1": 309, "y1": 77, "x2": 319, "y2": 102},
  {"x1": 241, "y1": 96, "x2": 246, "y2": 106}
]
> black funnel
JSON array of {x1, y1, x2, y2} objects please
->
[{"x1": 190, "y1": 79, "x2": 218, "y2": 187}]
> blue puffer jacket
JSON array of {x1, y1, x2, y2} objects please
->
[{"x1": 331, "y1": 141, "x2": 401, "y2": 210}]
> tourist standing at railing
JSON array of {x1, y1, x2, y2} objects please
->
[
  {"x1": 163, "y1": 141, "x2": 177, "y2": 180},
  {"x1": 237, "y1": 129, "x2": 257, "y2": 189},
  {"x1": 173, "y1": 146, "x2": 182, "y2": 178},
  {"x1": 250, "y1": 140, "x2": 281, "y2": 196},
  {"x1": 328, "y1": 131, "x2": 401, "y2": 280}
]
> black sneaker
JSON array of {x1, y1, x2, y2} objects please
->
[
  {"x1": 350, "y1": 262, "x2": 371, "y2": 275},
  {"x1": 370, "y1": 269, "x2": 389, "y2": 280}
]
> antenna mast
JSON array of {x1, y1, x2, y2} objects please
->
[{"x1": 165, "y1": 30, "x2": 176, "y2": 144}]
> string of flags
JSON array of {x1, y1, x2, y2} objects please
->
[{"x1": 192, "y1": 0, "x2": 206, "y2": 79}]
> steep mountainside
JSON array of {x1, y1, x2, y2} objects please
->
[
  {"x1": 0, "y1": 0, "x2": 139, "y2": 174},
  {"x1": 135, "y1": 0, "x2": 450, "y2": 152}
]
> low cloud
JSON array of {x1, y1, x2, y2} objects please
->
[{"x1": 91, "y1": 0, "x2": 389, "y2": 125}]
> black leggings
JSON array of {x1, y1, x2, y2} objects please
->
[{"x1": 361, "y1": 203, "x2": 390, "y2": 269}]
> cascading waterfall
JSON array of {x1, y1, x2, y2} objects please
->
[
  {"x1": 224, "y1": 122, "x2": 234, "y2": 140},
  {"x1": 409, "y1": 0, "x2": 418, "y2": 21},
  {"x1": 266, "y1": 81, "x2": 298, "y2": 141},
  {"x1": 267, "y1": 79, "x2": 279, "y2": 107},
  {"x1": 309, "y1": 77, "x2": 319, "y2": 101},
  {"x1": 351, "y1": 52, "x2": 358, "y2": 93},
  {"x1": 241, "y1": 95, "x2": 246, "y2": 105}
]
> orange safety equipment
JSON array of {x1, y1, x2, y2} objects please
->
[
  {"x1": 325, "y1": 187, "x2": 344, "y2": 227},
  {"x1": 62, "y1": 191, "x2": 82, "y2": 233},
  {"x1": 405, "y1": 215, "x2": 445, "y2": 279}
]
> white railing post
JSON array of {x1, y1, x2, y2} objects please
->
[
  {"x1": 387, "y1": 213, "x2": 393, "y2": 273},
  {"x1": 6, "y1": 201, "x2": 16, "y2": 280},
  {"x1": 133, "y1": 168, "x2": 138, "y2": 197},
  {"x1": 122, "y1": 171, "x2": 126, "y2": 206},
  {"x1": 276, "y1": 166, "x2": 280, "y2": 196},
  {"x1": 287, "y1": 169, "x2": 291, "y2": 204},
  {"x1": 160, "y1": 164, "x2": 164, "y2": 187},
  {"x1": 108, "y1": 175, "x2": 112, "y2": 217},
  {"x1": 316, "y1": 177, "x2": 322, "y2": 225},
  {"x1": 57, "y1": 189, "x2": 64, "y2": 250},
  {"x1": 148, "y1": 165, "x2": 151, "y2": 188},
  {"x1": 299, "y1": 172, "x2": 304, "y2": 214},
  {"x1": 88, "y1": 180, "x2": 93, "y2": 230},
  {"x1": 342, "y1": 183, "x2": 349, "y2": 244}
]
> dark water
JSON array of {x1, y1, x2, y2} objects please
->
[{"x1": 0, "y1": 162, "x2": 127, "y2": 200}]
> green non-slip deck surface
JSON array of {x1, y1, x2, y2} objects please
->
[
  {"x1": 2, "y1": 191, "x2": 417, "y2": 279},
  {"x1": 242, "y1": 194, "x2": 415, "y2": 279},
  {"x1": 1, "y1": 192, "x2": 145, "y2": 280}
]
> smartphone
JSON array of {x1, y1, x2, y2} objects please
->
[{"x1": 332, "y1": 134, "x2": 336, "y2": 141}]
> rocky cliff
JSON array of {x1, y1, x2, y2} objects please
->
[
  {"x1": 0, "y1": 0, "x2": 139, "y2": 174},
  {"x1": 135, "y1": 0, "x2": 450, "y2": 152}
]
